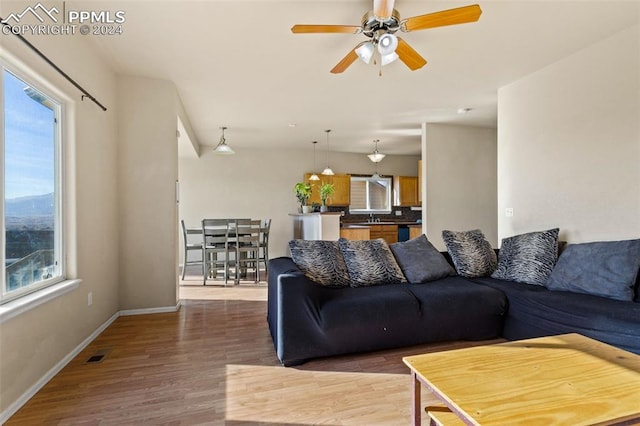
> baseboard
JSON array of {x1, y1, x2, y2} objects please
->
[
  {"x1": 0, "y1": 311, "x2": 120, "y2": 424},
  {"x1": 119, "y1": 300, "x2": 181, "y2": 316},
  {"x1": 0, "y1": 300, "x2": 181, "y2": 424}
]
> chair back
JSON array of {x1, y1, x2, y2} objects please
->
[
  {"x1": 202, "y1": 219, "x2": 230, "y2": 247},
  {"x1": 234, "y1": 219, "x2": 262, "y2": 247},
  {"x1": 260, "y1": 219, "x2": 271, "y2": 247}
]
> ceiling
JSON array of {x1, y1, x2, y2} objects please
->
[{"x1": 89, "y1": 0, "x2": 640, "y2": 156}]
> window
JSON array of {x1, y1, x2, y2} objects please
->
[
  {"x1": 2, "y1": 65, "x2": 63, "y2": 303},
  {"x1": 349, "y1": 176, "x2": 393, "y2": 214}
]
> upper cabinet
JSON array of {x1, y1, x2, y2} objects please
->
[
  {"x1": 394, "y1": 176, "x2": 419, "y2": 206},
  {"x1": 304, "y1": 173, "x2": 351, "y2": 206}
]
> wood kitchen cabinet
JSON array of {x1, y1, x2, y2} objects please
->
[
  {"x1": 394, "y1": 176, "x2": 419, "y2": 206},
  {"x1": 368, "y1": 224, "x2": 398, "y2": 244},
  {"x1": 304, "y1": 173, "x2": 351, "y2": 206}
]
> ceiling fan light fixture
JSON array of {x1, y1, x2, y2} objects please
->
[
  {"x1": 213, "y1": 126, "x2": 235, "y2": 155},
  {"x1": 355, "y1": 42, "x2": 375, "y2": 64},
  {"x1": 381, "y1": 51, "x2": 399, "y2": 66},
  {"x1": 377, "y1": 33, "x2": 398, "y2": 56}
]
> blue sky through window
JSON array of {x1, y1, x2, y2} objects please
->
[{"x1": 4, "y1": 70, "x2": 55, "y2": 201}]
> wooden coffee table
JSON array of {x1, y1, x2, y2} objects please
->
[{"x1": 403, "y1": 334, "x2": 640, "y2": 425}]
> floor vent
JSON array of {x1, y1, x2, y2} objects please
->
[{"x1": 85, "y1": 349, "x2": 110, "y2": 364}]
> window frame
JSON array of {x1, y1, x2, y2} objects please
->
[
  {"x1": 1, "y1": 58, "x2": 66, "y2": 304},
  {"x1": 349, "y1": 175, "x2": 393, "y2": 214}
]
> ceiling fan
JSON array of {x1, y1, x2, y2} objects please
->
[{"x1": 291, "y1": 0, "x2": 482, "y2": 74}]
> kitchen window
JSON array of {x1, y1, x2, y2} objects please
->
[{"x1": 349, "y1": 176, "x2": 393, "y2": 214}]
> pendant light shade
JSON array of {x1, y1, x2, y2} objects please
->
[
  {"x1": 321, "y1": 129, "x2": 335, "y2": 176},
  {"x1": 368, "y1": 139, "x2": 386, "y2": 163},
  {"x1": 309, "y1": 141, "x2": 320, "y2": 181},
  {"x1": 213, "y1": 126, "x2": 235, "y2": 155}
]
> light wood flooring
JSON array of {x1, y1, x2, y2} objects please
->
[{"x1": 7, "y1": 274, "x2": 502, "y2": 425}]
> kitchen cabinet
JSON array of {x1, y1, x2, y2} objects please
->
[
  {"x1": 340, "y1": 226, "x2": 370, "y2": 240},
  {"x1": 394, "y1": 176, "x2": 419, "y2": 207},
  {"x1": 304, "y1": 173, "x2": 351, "y2": 206},
  {"x1": 368, "y1": 224, "x2": 398, "y2": 244},
  {"x1": 409, "y1": 225, "x2": 423, "y2": 239}
]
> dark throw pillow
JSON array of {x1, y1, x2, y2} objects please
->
[
  {"x1": 442, "y1": 229, "x2": 497, "y2": 278},
  {"x1": 338, "y1": 238, "x2": 407, "y2": 287},
  {"x1": 491, "y1": 228, "x2": 560, "y2": 286},
  {"x1": 288, "y1": 240, "x2": 350, "y2": 287},
  {"x1": 546, "y1": 239, "x2": 640, "y2": 301},
  {"x1": 390, "y1": 235, "x2": 455, "y2": 284}
]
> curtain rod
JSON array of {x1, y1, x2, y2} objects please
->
[{"x1": 1, "y1": 20, "x2": 108, "y2": 111}]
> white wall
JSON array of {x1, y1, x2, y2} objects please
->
[
  {"x1": 0, "y1": 13, "x2": 119, "y2": 417},
  {"x1": 117, "y1": 76, "x2": 180, "y2": 310},
  {"x1": 497, "y1": 25, "x2": 640, "y2": 243},
  {"x1": 422, "y1": 124, "x2": 498, "y2": 251},
  {"x1": 179, "y1": 148, "x2": 420, "y2": 259}
]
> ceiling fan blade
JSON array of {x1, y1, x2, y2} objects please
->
[
  {"x1": 396, "y1": 38, "x2": 427, "y2": 71},
  {"x1": 373, "y1": 0, "x2": 396, "y2": 21},
  {"x1": 291, "y1": 24, "x2": 361, "y2": 34},
  {"x1": 403, "y1": 4, "x2": 482, "y2": 32},
  {"x1": 330, "y1": 47, "x2": 359, "y2": 74}
]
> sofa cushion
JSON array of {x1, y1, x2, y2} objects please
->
[
  {"x1": 491, "y1": 228, "x2": 559, "y2": 286},
  {"x1": 390, "y1": 235, "x2": 455, "y2": 284},
  {"x1": 472, "y1": 276, "x2": 640, "y2": 355},
  {"x1": 546, "y1": 239, "x2": 640, "y2": 302},
  {"x1": 288, "y1": 240, "x2": 350, "y2": 288},
  {"x1": 338, "y1": 238, "x2": 407, "y2": 287},
  {"x1": 442, "y1": 229, "x2": 497, "y2": 278}
]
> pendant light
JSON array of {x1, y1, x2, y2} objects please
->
[
  {"x1": 367, "y1": 139, "x2": 386, "y2": 163},
  {"x1": 213, "y1": 126, "x2": 235, "y2": 155},
  {"x1": 309, "y1": 141, "x2": 320, "y2": 181},
  {"x1": 321, "y1": 129, "x2": 334, "y2": 176}
]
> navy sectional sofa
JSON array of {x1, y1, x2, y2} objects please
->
[{"x1": 267, "y1": 254, "x2": 640, "y2": 366}]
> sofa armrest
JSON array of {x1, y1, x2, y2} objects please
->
[{"x1": 267, "y1": 257, "x2": 333, "y2": 366}]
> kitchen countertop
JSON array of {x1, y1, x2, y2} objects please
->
[{"x1": 341, "y1": 220, "x2": 421, "y2": 227}]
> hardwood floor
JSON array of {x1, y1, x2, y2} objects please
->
[{"x1": 8, "y1": 278, "x2": 502, "y2": 425}]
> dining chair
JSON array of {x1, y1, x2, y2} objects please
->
[
  {"x1": 232, "y1": 219, "x2": 262, "y2": 284},
  {"x1": 181, "y1": 220, "x2": 203, "y2": 280},
  {"x1": 258, "y1": 218, "x2": 271, "y2": 279},
  {"x1": 202, "y1": 219, "x2": 232, "y2": 286}
]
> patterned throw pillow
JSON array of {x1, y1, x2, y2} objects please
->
[
  {"x1": 288, "y1": 240, "x2": 350, "y2": 287},
  {"x1": 442, "y1": 229, "x2": 497, "y2": 278},
  {"x1": 491, "y1": 228, "x2": 560, "y2": 286},
  {"x1": 390, "y1": 235, "x2": 455, "y2": 284},
  {"x1": 338, "y1": 238, "x2": 407, "y2": 287}
]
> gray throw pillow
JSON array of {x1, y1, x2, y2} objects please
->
[
  {"x1": 546, "y1": 239, "x2": 640, "y2": 301},
  {"x1": 288, "y1": 240, "x2": 350, "y2": 287},
  {"x1": 390, "y1": 235, "x2": 455, "y2": 284},
  {"x1": 491, "y1": 228, "x2": 560, "y2": 286},
  {"x1": 338, "y1": 238, "x2": 407, "y2": 287},
  {"x1": 442, "y1": 229, "x2": 497, "y2": 278}
]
